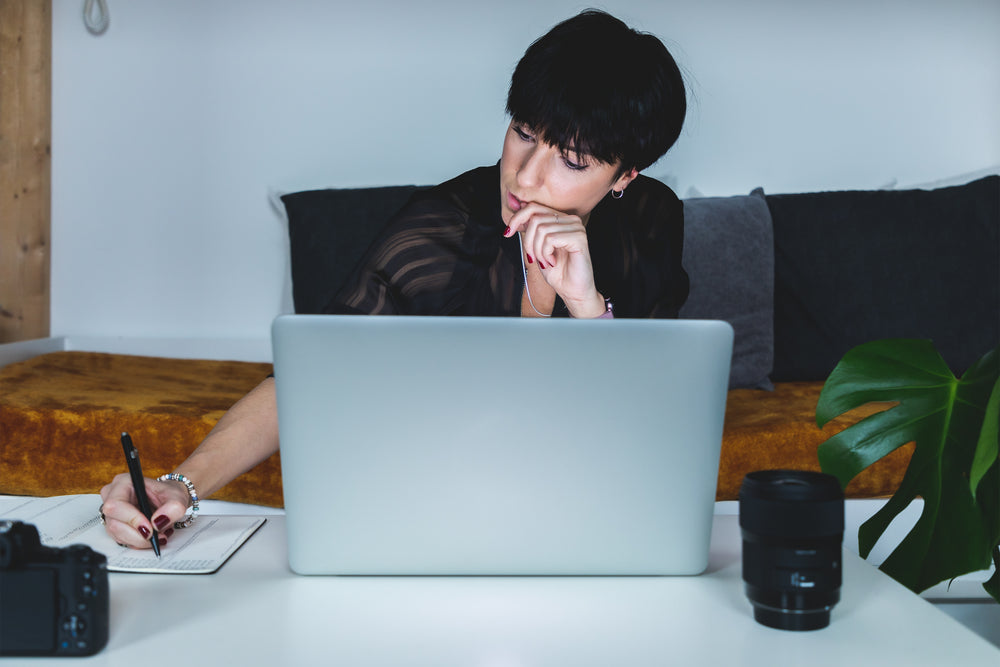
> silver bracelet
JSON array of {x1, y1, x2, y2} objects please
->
[{"x1": 157, "y1": 473, "x2": 200, "y2": 528}]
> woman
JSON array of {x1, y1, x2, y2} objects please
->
[{"x1": 100, "y1": 9, "x2": 689, "y2": 549}]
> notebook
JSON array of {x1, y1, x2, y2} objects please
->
[{"x1": 271, "y1": 315, "x2": 733, "y2": 575}]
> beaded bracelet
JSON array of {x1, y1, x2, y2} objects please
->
[{"x1": 157, "y1": 473, "x2": 200, "y2": 528}]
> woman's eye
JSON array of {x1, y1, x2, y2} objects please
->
[
  {"x1": 513, "y1": 125, "x2": 534, "y2": 142},
  {"x1": 562, "y1": 155, "x2": 589, "y2": 171}
]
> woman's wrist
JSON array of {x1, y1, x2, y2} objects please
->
[{"x1": 567, "y1": 292, "x2": 612, "y2": 319}]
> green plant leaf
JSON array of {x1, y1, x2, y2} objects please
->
[
  {"x1": 970, "y1": 376, "x2": 1000, "y2": 497},
  {"x1": 816, "y1": 339, "x2": 1000, "y2": 594}
]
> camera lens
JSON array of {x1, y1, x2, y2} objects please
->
[{"x1": 739, "y1": 469, "x2": 844, "y2": 631}]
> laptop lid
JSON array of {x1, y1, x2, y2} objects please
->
[{"x1": 272, "y1": 315, "x2": 733, "y2": 575}]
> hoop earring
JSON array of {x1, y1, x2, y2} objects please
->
[{"x1": 611, "y1": 189, "x2": 624, "y2": 199}]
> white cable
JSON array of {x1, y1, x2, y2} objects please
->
[
  {"x1": 83, "y1": 0, "x2": 110, "y2": 36},
  {"x1": 517, "y1": 232, "x2": 551, "y2": 318}
]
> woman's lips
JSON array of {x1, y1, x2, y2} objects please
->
[{"x1": 507, "y1": 191, "x2": 524, "y2": 212}]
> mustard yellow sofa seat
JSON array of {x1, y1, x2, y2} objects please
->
[{"x1": 0, "y1": 351, "x2": 906, "y2": 506}]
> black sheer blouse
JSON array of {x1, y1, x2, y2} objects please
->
[{"x1": 325, "y1": 164, "x2": 688, "y2": 318}]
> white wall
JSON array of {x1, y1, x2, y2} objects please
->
[{"x1": 51, "y1": 0, "x2": 1000, "y2": 340}]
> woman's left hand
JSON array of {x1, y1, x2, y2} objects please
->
[{"x1": 505, "y1": 202, "x2": 607, "y2": 317}]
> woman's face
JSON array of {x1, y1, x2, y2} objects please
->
[{"x1": 499, "y1": 120, "x2": 636, "y2": 226}]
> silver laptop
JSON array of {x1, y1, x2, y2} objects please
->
[{"x1": 272, "y1": 315, "x2": 733, "y2": 575}]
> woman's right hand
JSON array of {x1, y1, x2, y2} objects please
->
[
  {"x1": 97, "y1": 376, "x2": 282, "y2": 550},
  {"x1": 99, "y1": 473, "x2": 190, "y2": 550},
  {"x1": 504, "y1": 202, "x2": 606, "y2": 315}
]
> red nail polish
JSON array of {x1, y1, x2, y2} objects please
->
[
  {"x1": 154, "y1": 515, "x2": 170, "y2": 530},
  {"x1": 138, "y1": 525, "x2": 151, "y2": 539},
  {"x1": 503, "y1": 225, "x2": 511, "y2": 237},
  {"x1": 159, "y1": 537, "x2": 167, "y2": 547},
  {"x1": 526, "y1": 254, "x2": 534, "y2": 264}
]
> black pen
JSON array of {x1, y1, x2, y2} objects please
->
[{"x1": 121, "y1": 432, "x2": 161, "y2": 557}]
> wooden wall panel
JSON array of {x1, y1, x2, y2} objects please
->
[{"x1": 0, "y1": 0, "x2": 51, "y2": 342}]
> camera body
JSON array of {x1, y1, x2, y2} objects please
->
[{"x1": 0, "y1": 520, "x2": 109, "y2": 656}]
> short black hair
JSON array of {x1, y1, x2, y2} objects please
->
[{"x1": 506, "y1": 9, "x2": 686, "y2": 174}]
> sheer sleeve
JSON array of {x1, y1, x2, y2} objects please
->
[
  {"x1": 322, "y1": 166, "x2": 519, "y2": 316},
  {"x1": 324, "y1": 198, "x2": 468, "y2": 315}
]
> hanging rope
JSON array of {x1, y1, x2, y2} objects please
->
[{"x1": 83, "y1": 0, "x2": 110, "y2": 36}]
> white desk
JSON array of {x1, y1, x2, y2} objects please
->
[{"x1": 6, "y1": 514, "x2": 999, "y2": 665}]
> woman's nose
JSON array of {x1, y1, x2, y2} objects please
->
[{"x1": 516, "y1": 146, "x2": 548, "y2": 190}]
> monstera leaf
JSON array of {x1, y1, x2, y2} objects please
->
[{"x1": 816, "y1": 339, "x2": 1000, "y2": 602}]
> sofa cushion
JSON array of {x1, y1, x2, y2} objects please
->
[
  {"x1": 680, "y1": 189, "x2": 774, "y2": 389},
  {"x1": 281, "y1": 186, "x2": 427, "y2": 314},
  {"x1": 719, "y1": 382, "x2": 909, "y2": 499},
  {"x1": 767, "y1": 175, "x2": 999, "y2": 381}
]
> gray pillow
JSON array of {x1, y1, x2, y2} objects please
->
[{"x1": 679, "y1": 189, "x2": 774, "y2": 389}]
